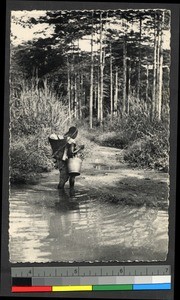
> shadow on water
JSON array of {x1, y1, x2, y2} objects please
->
[{"x1": 9, "y1": 180, "x2": 169, "y2": 263}]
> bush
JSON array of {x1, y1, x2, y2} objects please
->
[
  {"x1": 124, "y1": 129, "x2": 169, "y2": 172},
  {"x1": 10, "y1": 136, "x2": 54, "y2": 184}
]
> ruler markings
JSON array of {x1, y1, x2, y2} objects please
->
[{"x1": 11, "y1": 265, "x2": 171, "y2": 279}]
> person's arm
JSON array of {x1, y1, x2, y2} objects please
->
[
  {"x1": 73, "y1": 145, "x2": 84, "y2": 154},
  {"x1": 67, "y1": 142, "x2": 76, "y2": 158},
  {"x1": 67, "y1": 138, "x2": 85, "y2": 157}
]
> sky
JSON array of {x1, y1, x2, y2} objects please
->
[
  {"x1": 11, "y1": 10, "x2": 170, "y2": 51},
  {"x1": 11, "y1": 11, "x2": 54, "y2": 45},
  {"x1": 11, "y1": 10, "x2": 96, "y2": 51}
]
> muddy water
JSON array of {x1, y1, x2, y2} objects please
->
[{"x1": 9, "y1": 178, "x2": 168, "y2": 263}]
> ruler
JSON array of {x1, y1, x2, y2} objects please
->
[{"x1": 11, "y1": 265, "x2": 171, "y2": 293}]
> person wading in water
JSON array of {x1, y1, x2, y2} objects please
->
[{"x1": 49, "y1": 126, "x2": 84, "y2": 189}]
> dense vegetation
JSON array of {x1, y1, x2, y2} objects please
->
[{"x1": 10, "y1": 9, "x2": 170, "y2": 184}]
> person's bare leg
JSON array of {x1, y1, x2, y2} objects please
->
[
  {"x1": 69, "y1": 176, "x2": 75, "y2": 189},
  {"x1": 58, "y1": 161, "x2": 69, "y2": 189}
]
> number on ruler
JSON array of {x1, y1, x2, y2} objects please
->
[{"x1": 119, "y1": 268, "x2": 123, "y2": 274}]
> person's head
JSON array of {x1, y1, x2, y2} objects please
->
[{"x1": 64, "y1": 126, "x2": 78, "y2": 139}]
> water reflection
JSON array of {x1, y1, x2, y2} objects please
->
[
  {"x1": 9, "y1": 185, "x2": 168, "y2": 263},
  {"x1": 54, "y1": 189, "x2": 79, "y2": 210}
]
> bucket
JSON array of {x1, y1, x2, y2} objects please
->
[{"x1": 67, "y1": 157, "x2": 82, "y2": 176}]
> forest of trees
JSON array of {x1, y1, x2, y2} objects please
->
[{"x1": 10, "y1": 9, "x2": 170, "y2": 183}]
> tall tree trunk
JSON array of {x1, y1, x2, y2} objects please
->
[
  {"x1": 127, "y1": 60, "x2": 131, "y2": 115},
  {"x1": 158, "y1": 40, "x2": 163, "y2": 121},
  {"x1": 67, "y1": 56, "x2": 71, "y2": 121},
  {"x1": 79, "y1": 74, "x2": 83, "y2": 119},
  {"x1": 83, "y1": 90, "x2": 86, "y2": 118},
  {"x1": 156, "y1": 14, "x2": 161, "y2": 117},
  {"x1": 99, "y1": 11, "x2": 104, "y2": 126},
  {"x1": 74, "y1": 75, "x2": 77, "y2": 119},
  {"x1": 94, "y1": 83, "x2": 97, "y2": 116},
  {"x1": 110, "y1": 43, "x2": 113, "y2": 120},
  {"x1": 145, "y1": 64, "x2": 149, "y2": 112},
  {"x1": 152, "y1": 15, "x2": 157, "y2": 121},
  {"x1": 89, "y1": 13, "x2": 94, "y2": 129},
  {"x1": 157, "y1": 12, "x2": 164, "y2": 121},
  {"x1": 76, "y1": 39, "x2": 81, "y2": 120},
  {"x1": 97, "y1": 68, "x2": 100, "y2": 121},
  {"x1": 122, "y1": 37, "x2": 127, "y2": 114},
  {"x1": 114, "y1": 67, "x2": 118, "y2": 115},
  {"x1": 137, "y1": 16, "x2": 142, "y2": 101},
  {"x1": 70, "y1": 73, "x2": 73, "y2": 118},
  {"x1": 70, "y1": 49, "x2": 74, "y2": 118},
  {"x1": 71, "y1": 43, "x2": 76, "y2": 118}
]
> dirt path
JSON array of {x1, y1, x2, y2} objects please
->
[
  {"x1": 74, "y1": 145, "x2": 169, "y2": 210},
  {"x1": 41, "y1": 145, "x2": 169, "y2": 210}
]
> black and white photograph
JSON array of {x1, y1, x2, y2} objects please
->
[{"x1": 9, "y1": 8, "x2": 170, "y2": 263}]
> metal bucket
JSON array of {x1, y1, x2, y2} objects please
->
[{"x1": 67, "y1": 157, "x2": 82, "y2": 176}]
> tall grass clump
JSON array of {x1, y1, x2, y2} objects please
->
[
  {"x1": 124, "y1": 118, "x2": 169, "y2": 172},
  {"x1": 10, "y1": 79, "x2": 70, "y2": 184}
]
